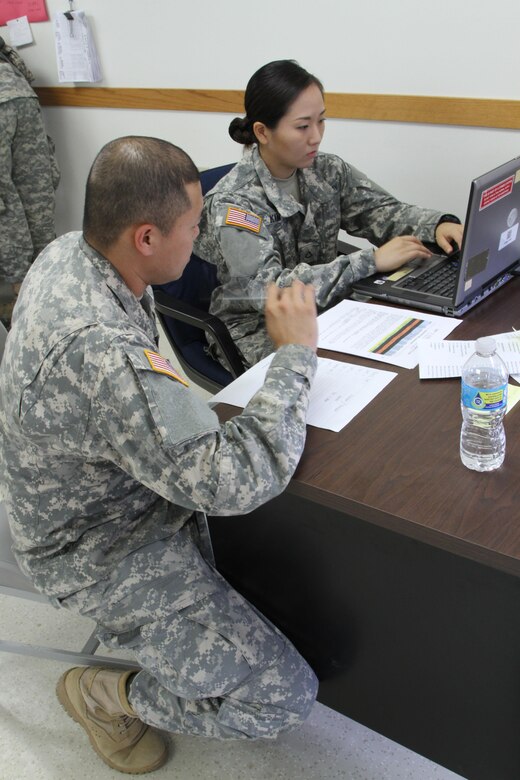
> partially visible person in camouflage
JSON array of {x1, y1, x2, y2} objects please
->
[
  {"x1": 0, "y1": 36, "x2": 59, "y2": 327},
  {"x1": 0, "y1": 137, "x2": 319, "y2": 774},
  {"x1": 194, "y1": 59, "x2": 463, "y2": 368}
]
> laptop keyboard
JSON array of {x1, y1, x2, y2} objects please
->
[{"x1": 397, "y1": 257, "x2": 459, "y2": 297}]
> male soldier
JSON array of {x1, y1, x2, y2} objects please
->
[
  {"x1": 0, "y1": 37, "x2": 59, "y2": 326},
  {"x1": 0, "y1": 137, "x2": 319, "y2": 774}
]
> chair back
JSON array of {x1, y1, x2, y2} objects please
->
[
  {"x1": 198, "y1": 163, "x2": 236, "y2": 195},
  {"x1": 157, "y1": 256, "x2": 234, "y2": 388},
  {"x1": 154, "y1": 163, "x2": 238, "y2": 390}
]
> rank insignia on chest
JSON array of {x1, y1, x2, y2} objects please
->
[
  {"x1": 225, "y1": 206, "x2": 262, "y2": 233},
  {"x1": 144, "y1": 349, "x2": 189, "y2": 387}
]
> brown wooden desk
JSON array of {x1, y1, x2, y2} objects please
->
[{"x1": 209, "y1": 277, "x2": 520, "y2": 780}]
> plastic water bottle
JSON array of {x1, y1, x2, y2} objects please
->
[{"x1": 460, "y1": 336, "x2": 508, "y2": 471}]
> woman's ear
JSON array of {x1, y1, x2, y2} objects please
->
[{"x1": 253, "y1": 121, "x2": 270, "y2": 146}]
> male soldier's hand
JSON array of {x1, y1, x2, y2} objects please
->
[{"x1": 265, "y1": 280, "x2": 318, "y2": 352}]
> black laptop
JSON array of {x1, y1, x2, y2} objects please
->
[{"x1": 351, "y1": 156, "x2": 520, "y2": 316}]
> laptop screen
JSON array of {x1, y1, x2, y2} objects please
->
[{"x1": 454, "y1": 156, "x2": 520, "y2": 307}]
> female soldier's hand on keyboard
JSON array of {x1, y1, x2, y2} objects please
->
[
  {"x1": 435, "y1": 222, "x2": 464, "y2": 254},
  {"x1": 374, "y1": 235, "x2": 433, "y2": 273}
]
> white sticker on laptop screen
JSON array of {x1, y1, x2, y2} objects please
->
[
  {"x1": 499, "y1": 222, "x2": 518, "y2": 251},
  {"x1": 479, "y1": 175, "x2": 514, "y2": 210}
]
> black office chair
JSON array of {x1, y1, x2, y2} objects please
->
[{"x1": 153, "y1": 163, "x2": 247, "y2": 394}]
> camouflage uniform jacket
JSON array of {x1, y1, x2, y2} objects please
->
[
  {"x1": 0, "y1": 38, "x2": 59, "y2": 283},
  {"x1": 195, "y1": 146, "x2": 448, "y2": 366},
  {"x1": 0, "y1": 232, "x2": 316, "y2": 613}
]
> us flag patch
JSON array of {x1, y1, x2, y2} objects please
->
[
  {"x1": 144, "y1": 349, "x2": 189, "y2": 387},
  {"x1": 225, "y1": 206, "x2": 262, "y2": 233}
]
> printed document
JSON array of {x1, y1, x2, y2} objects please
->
[
  {"x1": 418, "y1": 332, "x2": 520, "y2": 379},
  {"x1": 317, "y1": 300, "x2": 461, "y2": 369},
  {"x1": 210, "y1": 355, "x2": 397, "y2": 432},
  {"x1": 53, "y1": 10, "x2": 102, "y2": 83}
]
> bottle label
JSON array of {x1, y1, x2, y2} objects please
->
[{"x1": 461, "y1": 382, "x2": 508, "y2": 411}]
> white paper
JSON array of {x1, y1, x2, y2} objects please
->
[
  {"x1": 317, "y1": 300, "x2": 461, "y2": 369},
  {"x1": 418, "y1": 332, "x2": 520, "y2": 379},
  {"x1": 53, "y1": 10, "x2": 102, "y2": 83},
  {"x1": 210, "y1": 355, "x2": 397, "y2": 432},
  {"x1": 6, "y1": 16, "x2": 33, "y2": 46}
]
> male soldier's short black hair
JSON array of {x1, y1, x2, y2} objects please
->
[
  {"x1": 83, "y1": 136, "x2": 199, "y2": 250},
  {"x1": 229, "y1": 60, "x2": 324, "y2": 146}
]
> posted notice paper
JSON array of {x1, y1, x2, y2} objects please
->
[
  {"x1": 0, "y1": 0, "x2": 48, "y2": 26},
  {"x1": 53, "y1": 10, "x2": 102, "y2": 83}
]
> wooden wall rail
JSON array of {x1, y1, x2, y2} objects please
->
[{"x1": 35, "y1": 87, "x2": 520, "y2": 130}]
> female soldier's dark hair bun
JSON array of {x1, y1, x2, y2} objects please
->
[{"x1": 228, "y1": 116, "x2": 256, "y2": 145}]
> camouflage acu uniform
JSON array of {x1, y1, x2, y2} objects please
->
[
  {"x1": 0, "y1": 37, "x2": 59, "y2": 284},
  {"x1": 0, "y1": 232, "x2": 318, "y2": 739},
  {"x1": 195, "y1": 146, "x2": 449, "y2": 367}
]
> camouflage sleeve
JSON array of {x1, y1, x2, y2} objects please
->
[
  {"x1": 0, "y1": 98, "x2": 57, "y2": 282},
  {"x1": 0, "y1": 101, "x2": 32, "y2": 280},
  {"x1": 339, "y1": 162, "x2": 446, "y2": 246},
  {"x1": 91, "y1": 339, "x2": 317, "y2": 516},
  {"x1": 200, "y1": 196, "x2": 377, "y2": 312}
]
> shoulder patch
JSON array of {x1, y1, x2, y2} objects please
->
[
  {"x1": 143, "y1": 349, "x2": 189, "y2": 387},
  {"x1": 225, "y1": 206, "x2": 262, "y2": 233}
]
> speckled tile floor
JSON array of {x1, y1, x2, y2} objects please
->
[
  {"x1": 0, "y1": 326, "x2": 467, "y2": 780},
  {"x1": 0, "y1": 594, "x2": 466, "y2": 780}
]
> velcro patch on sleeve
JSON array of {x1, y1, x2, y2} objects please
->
[
  {"x1": 144, "y1": 349, "x2": 189, "y2": 387},
  {"x1": 225, "y1": 206, "x2": 262, "y2": 233}
]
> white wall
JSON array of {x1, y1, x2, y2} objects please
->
[{"x1": 5, "y1": 0, "x2": 520, "y2": 235}]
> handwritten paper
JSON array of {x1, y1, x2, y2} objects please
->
[
  {"x1": 210, "y1": 355, "x2": 397, "y2": 432},
  {"x1": 6, "y1": 14, "x2": 32, "y2": 45},
  {"x1": 0, "y1": 0, "x2": 48, "y2": 26},
  {"x1": 317, "y1": 300, "x2": 461, "y2": 369}
]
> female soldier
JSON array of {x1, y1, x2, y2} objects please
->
[{"x1": 194, "y1": 59, "x2": 463, "y2": 368}]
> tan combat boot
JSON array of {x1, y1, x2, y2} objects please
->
[{"x1": 56, "y1": 666, "x2": 169, "y2": 774}]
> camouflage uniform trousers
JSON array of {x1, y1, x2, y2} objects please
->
[{"x1": 67, "y1": 519, "x2": 318, "y2": 740}]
